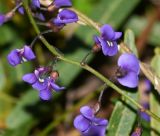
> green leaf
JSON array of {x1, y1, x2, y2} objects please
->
[
  {"x1": 150, "y1": 48, "x2": 160, "y2": 136},
  {"x1": 124, "y1": 29, "x2": 138, "y2": 57},
  {"x1": 6, "y1": 90, "x2": 38, "y2": 129},
  {"x1": 0, "y1": 26, "x2": 17, "y2": 46},
  {"x1": 124, "y1": 16, "x2": 160, "y2": 46},
  {"x1": 107, "y1": 93, "x2": 138, "y2": 136}
]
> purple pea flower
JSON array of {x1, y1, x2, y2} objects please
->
[
  {"x1": 139, "y1": 103, "x2": 150, "y2": 122},
  {"x1": 32, "y1": 0, "x2": 40, "y2": 8},
  {"x1": 54, "y1": 0, "x2": 72, "y2": 8},
  {"x1": 74, "y1": 106, "x2": 108, "y2": 136},
  {"x1": 0, "y1": 14, "x2": 5, "y2": 26},
  {"x1": 35, "y1": 12, "x2": 45, "y2": 21},
  {"x1": 116, "y1": 53, "x2": 140, "y2": 88},
  {"x1": 23, "y1": 68, "x2": 65, "y2": 100},
  {"x1": 93, "y1": 24, "x2": 122, "y2": 56},
  {"x1": 131, "y1": 127, "x2": 142, "y2": 136},
  {"x1": 7, "y1": 45, "x2": 36, "y2": 67},
  {"x1": 53, "y1": 9, "x2": 78, "y2": 27}
]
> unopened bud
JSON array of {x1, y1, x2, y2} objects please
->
[
  {"x1": 50, "y1": 71, "x2": 59, "y2": 80},
  {"x1": 92, "y1": 44, "x2": 101, "y2": 53}
]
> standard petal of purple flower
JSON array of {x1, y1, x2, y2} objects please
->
[
  {"x1": 53, "y1": 9, "x2": 78, "y2": 26},
  {"x1": 54, "y1": 0, "x2": 72, "y2": 8},
  {"x1": 32, "y1": 81, "x2": 47, "y2": 91},
  {"x1": 22, "y1": 73, "x2": 37, "y2": 84},
  {"x1": 118, "y1": 53, "x2": 140, "y2": 74},
  {"x1": 104, "y1": 41, "x2": 118, "y2": 56},
  {"x1": 100, "y1": 24, "x2": 115, "y2": 40},
  {"x1": 39, "y1": 89, "x2": 52, "y2": 100},
  {"x1": 80, "y1": 106, "x2": 94, "y2": 120},
  {"x1": 96, "y1": 37, "x2": 118, "y2": 56},
  {"x1": 0, "y1": 14, "x2": 5, "y2": 25},
  {"x1": 32, "y1": 0, "x2": 40, "y2": 8},
  {"x1": 117, "y1": 71, "x2": 138, "y2": 88},
  {"x1": 50, "y1": 81, "x2": 65, "y2": 91},
  {"x1": 74, "y1": 115, "x2": 90, "y2": 132},
  {"x1": 7, "y1": 49, "x2": 21, "y2": 66},
  {"x1": 23, "y1": 45, "x2": 36, "y2": 60}
]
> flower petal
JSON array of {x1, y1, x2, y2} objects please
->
[
  {"x1": 50, "y1": 81, "x2": 65, "y2": 91},
  {"x1": 23, "y1": 45, "x2": 36, "y2": 60},
  {"x1": 118, "y1": 53, "x2": 140, "y2": 74},
  {"x1": 113, "y1": 32, "x2": 122, "y2": 40},
  {"x1": 117, "y1": 71, "x2": 139, "y2": 88},
  {"x1": 80, "y1": 106, "x2": 94, "y2": 120},
  {"x1": 39, "y1": 89, "x2": 52, "y2": 100},
  {"x1": 100, "y1": 24, "x2": 115, "y2": 40},
  {"x1": 54, "y1": 9, "x2": 78, "y2": 25},
  {"x1": 98, "y1": 37, "x2": 118, "y2": 56},
  {"x1": 32, "y1": 81, "x2": 47, "y2": 91},
  {"x1": 74, "y1": 115, "x2": 90, "y2": 132},
  {"x1": 83, "y1": 125, "x2": 107, "y2": 136},
  {"x1": 32, "y1": 0, "x2": 40, "y2": 8},
  {"x1": 0, "y1": 14, "x2": 5, "y2": 25},
  {"x1": 18, "y1": 7, "x2": 25, "y2": 15},
  {"x1": 105, "y1": 41, "x2": 118, "y2": 56},
  {"x1": 22, "y1": 73, "x2": 37, "y2": 84},
  {"x1": 93, "y1": 118, "x2": 108, "y2": 126},
  {"x1": 54, "y1": 0, "x2": 72, "y2": 8},
  {"x1": 7, "y1": 49, "x2": 21, "y2": 66}
]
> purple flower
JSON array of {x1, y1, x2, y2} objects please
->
[
  {"x1": 35, "y1": 12, "x2": 45, "y2": 21},
  {"x1": 131, "y1": 127, "x2": 142, "y2": 136},
  {"x1": 93, "y1": 24, "x2": 122, "y2": 56},
  {"x1": 18, "y1": 7, "x2": 25, "y2": 15},
  {"x1": 7, "y1": 45, "x2": 36, "y2": 67},
  {"x1": 140, "y1": 103, "x2": 150, "y2": 122},
  {"x1": 74, "y1": 106, "x2": 108, "y2": 136},
  {"x1": 116, "y1": 53, "x2": 140, "y2": 88},
  {"x1": 54, "y1": 0, "x2": 72, "y2": 8},
  {"x1": 0, "y1": 14, "x2": 5, "y2": 26},
  {"x1": 32, "y1": 0, "x2": 40, "y2": 8},
  {"x1": 53, "y1": 9, "x2": 78, "y2": 27},
  {"x1": 23, "y1": 68, "x2": 65, "y2": 100}
]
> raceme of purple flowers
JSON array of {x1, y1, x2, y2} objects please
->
[
  {"x1": 94, "y1": 24, "x2": 122, "y2": 56},
  {"x1": 7, "y1": 45, "x2": 36, "y2": 67},
  {"x1": 116, "y1": 53, "x2": 140, "y2": 88},
  {"x1": 74, "y1": 106, "x2": 108, "y2": 136},
  {"x1": 53, "y1": 9, "x2": 78, "y2": 27},
  {"x1": 23, "y1": 67, "x2": 65, "y2": 100}
]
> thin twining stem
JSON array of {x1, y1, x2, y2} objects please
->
[
  {"x1": 22, "y1": 0, "x2": 160, "y2": 122},
  {"x1": 30, "y1": 29, "x2": 53, "y2": 47}
]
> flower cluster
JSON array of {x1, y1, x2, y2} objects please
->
[
  {"x1": 93, "y1": 24, "x2": 122, "y2": 56},
  {"x1": 74, "y1": 106, "x2": 108, "y2": 136},
  {"x1": 23, "y1": 67, "x2": 65, "y2": 100},
  {"x1": 4, "y1": 0, "x2": 143, "y2": 135}
]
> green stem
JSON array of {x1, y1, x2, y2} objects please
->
[{"x1": 22, "y1": 0, "x2": 160, "y2": 125}]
